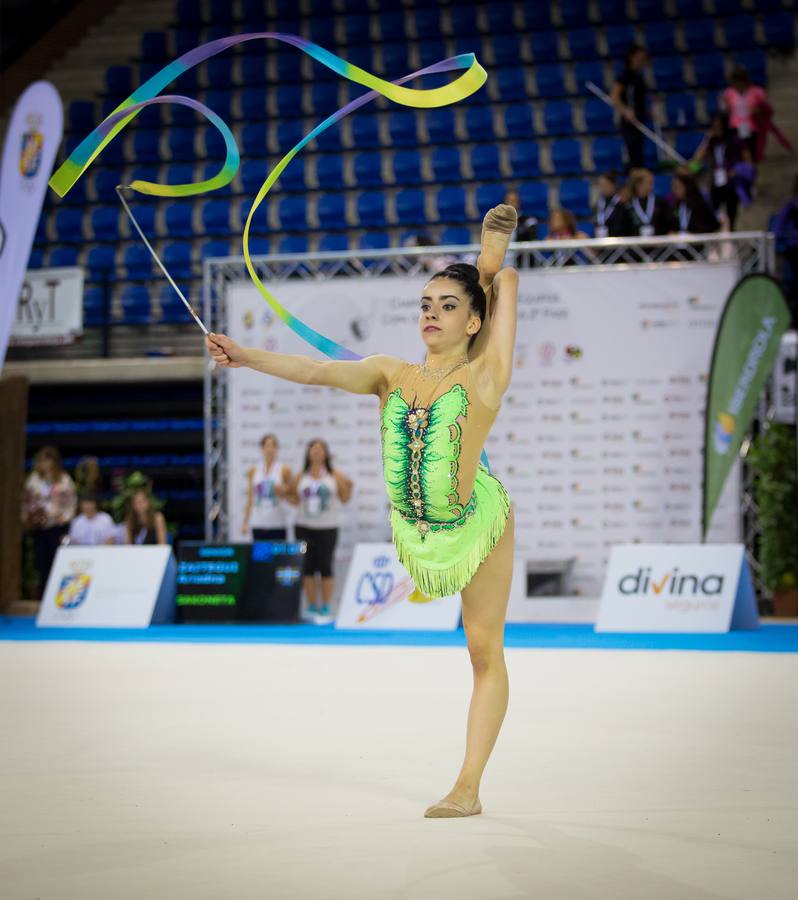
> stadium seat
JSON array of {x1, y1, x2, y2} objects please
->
[
  {"x1": 345, "y1": 14, "x2": 371, "y2": 44},
  {"x1": 314, "y1": 155, "x2": 343, "y2": 189},
  {"x1": 675, "y1": 132, "x2": 704, "y2": 159},
  {"x1": 315, "y1": 122, "x2": 343, "y2": 153},
  {"x1": 168, "y1": 128, "x2": 196, "y2": 162},
  {"x1": 644, "y1": 21, "x2": 676, "y2": 55},
  {"x1": 174, "y1": 28, "x2": 201, "y2": 58},
  {"x1": 493, "y1": 34, "x2": 523, "y2": 66},
  {"x1": 496, "y1": 68, "x2": 529, "y2": 102},
  {"x1": 388, "y1": 111, "x2": 418, "y2": 147},
  {"x1": 435, "y1": 187, "x2": 467, "y2": 222},
  {"x1": 418, "y1": 39, "x2": 447, "y2": 68},
  {"x1": 353, "y1": 153, "x2": 383, "y2": 187},
  {"x1": 241, "y1": 88, "x2": 268, "y2": 122},
  {"x1": 543, "y1": 100, "x2": 575, "y2": 135},
  {"x1": 558, "y1": 181, "x2": 592, "y2": 218},
  {"x1": 723, "y1": 16, "x2": 757, "y2": 51},
  {"x1": 176, "y1": 0, "x2": 202, "y2": 23},
  {"x1": 763, "y1": 13, "x2": 795, "y2": 51},
  {"x1": 604, "y1": 24, "x2": 634, "y2": 59},
  {"x1": 592, "y1": 136, "x2": 624, "y2": 172},
  {"x1": 276, "y1": 85, "x2": 303, "y2": 118},
  {"x1": 471, "y1": 145, "x2": 501, "y2": 181},
  {"x1": 735, "y1": 50, "x2": 767, "y2": 85},
  {"x1": 530, "y1": 32, "x2": 560, "y2": 63},
  {"x1": 652, "y1": 57, "x2": 686, "y2": 91},
  {"x1": 475, "y1": 184, "x2": 506, "y2": 217},
  {"x1": 278, "y1": 196, "x2": 307, "y2": 231},
  {"x1": 86, "y1": 246, "x2": 116, "y2": 282},
  {"x1": 535, "y1": 64, "x2": 566, "y2": 98},
  {"x1": 465, "y1": 106, "x2": 495, "y2": 141},
  {"x1": 356, "y1": 192, "x2": 387, "y2": 228},
  {"x1": 634, "y1": 0, "x2": 661, "y2": 21},
  {"x1": 584, "y1": 98, "x2": 615, "y2": 133},
  {"x1": 504, "y1": 105, "x2": 535, "y2": 140},
  {"x1": 394, "y1": 189, "x2": 426, "y2": 225},
  {"x1": 568, "y1": 29, "x2": 598, "y2": 60},
  {"x1": 693, "y1": 54, "x2": 727, "y2": 88},
  {"x1": 317, "y1": 194, "x2": 347, "y2": 230},
  {"x1": 560, "y1": 0, "x2": 589, "y2": 27},
  {"x1": 90, "y1": 207, "x2": 120, "y2": 241},
  {"x1": 159, "y1": 284, "x2": 191, "y2": 324},
  {"x1": 123, "y1": 245, "x2": 152, "y2": 280},
  {"x1": 352, "y1": 116, "x2": 381, "y2": 149},
  {"x1": 68, "y1": 100, "x2": 95, "y2": 132},
  {"x1": 279, "y1": 158, "x2": 306, "y2": 192},
  {"x1": 49, "y1": 247, "x2": 80, "y2": 267},
  {"x1": 277, "y1": 121, "x2": 304, "y2": 151},
  {"x1": 654, "y1": 174, "x2": 673, "y2": 198},
  {"x1": 426, "y1": 108, "x2": 457, "y2": 143},
  {"x1": 241, "y1": 159, "x2": 267, "y2": 195},
  {"x1": 714, "y1": 0, "x2": 745, "y2": 14},
  {"x1": 105, "y1": 66, "x2": 131, "y2": 96},
  {"x1": 164, "y1": 163, "x2": 194, "y2": 187},
  {"x1": 392, "y1": 150, "x2": 422, "y2": 185},
  {"x1": 319, "y1": 234, "x2": 350, "y2": 253},
  {"x1": 205, "y1": 89, "x2": 232, "y2": 121},
  {"x1": 665, "y1": 93, "x2": 697, "y2": 128},
  {"x1": 413, "y1": 6, "x2": 441, "y2": 35},
  {"x1": 241, "y1": 56, "x2": 266, "y2": 85},
  {"x1": 452, "y1": 4, "x2": 481, "y2": 35},
  {"x1": 206, "y1": 57, "x2": 232, "y2": 88},
  {"x1": 518, "y1": 181, "x2": 549, "y2": 219},
  {"x1": 521, "y1": 5, "x2": 551, "y2": 29},
  {"x1": 275, "y1": 51, "x2": 303, "y2": 81},
  {"x1": 241, "y1": 124, "x2": 268, "y2": 158},
  {"x1": 310, "y1": 83, "x2": 339, "y2": 113},
  {"x1": 132, "y1": 130, "x2": 161, "y2": 163},
  {"x1": 508, "y1": 142, "x2": 541, "y2": 178},
  {"x1": 551, "y1": 140, "x2": 583, "y2": 175},
  {"x1": 163, "y1": 243, "x2": 193, "y2": 279},
  {"x1": 277, "y1": 236, "x2": 308, "y2": 255},
  {"x1": 381, "y1": 41, "x2": 409, "y2": 76},
  {"x1": 684, "y1": 20, "x2": 717, "y2": 54},
  {"x1": 358, "y1": 232, "x2": 391, "y2": 252},
  {"x1": 120, "y1": 286, "x2": 151, "y2": 324},
  {"x1": 246, "y1": 238, "x2": 270, "y2": 257},
  {"x1": 126, "y1": 204, "x2": 156, "y2": 237},
  {"x1": 164, "y1": 202, "x2": 194, "y2": 238},
  {"x1": 201, "y1": 240, "x2": 231, "y2": 262},
  {"x1": 202, "y1": 200, "x2": 230, "y2": 236},
  {"x1": 575, "y1": 61, "x2": 606, "y2": 92},
  {"x1": 595, "y1": 0, "x2": 628, "y2": 23},
  {"x1": 431, "y1": 147, "x2": 463, "y2": 184},
  {"x1": 440, "y1": 227, "x2": 473, "y2": 246},
  {"x1": 83, "y1": 287, "x2": 106, "y2": 326}
]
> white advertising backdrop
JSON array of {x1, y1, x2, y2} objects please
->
[
  {"x1": 225, "y1": 263, "x2": 741, "y2": 601},
  {"x1": 10, "y1": 266, "x2": 84, "y2": 345}
]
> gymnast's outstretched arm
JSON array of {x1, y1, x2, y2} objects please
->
[{"x1": 205, "y1": 333, "x2": 401, "y2": 396}]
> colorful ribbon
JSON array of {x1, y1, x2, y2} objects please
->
[{"x1": 49, "y1": 34, "x2": 487, "y2": 360}]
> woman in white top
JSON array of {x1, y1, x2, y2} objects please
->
[
  {"x1": 243, "y1": 433, "x2": 293, "y2": 540},
  {"x1": 288, "y1": 438, "x2": 353, "y2": 620}
]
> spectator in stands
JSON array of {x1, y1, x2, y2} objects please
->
[
  {"x1": 611, "y1": 45, "x2": 650, "y2": 170},
  {"x1": 627, "y1": 169, "x2": 671, "y2": 236},
  {"x1": 773, "y1": 174, "x2": 798, "y2": 326},
  {"x1": 243, "y1": 433, "x2": 293, "y2": 540},
  {"x1": 545, "y1": 208, "x2": 590, "y2": 241},
  {"x1": 288, "y1": 438, "x2": 353, "y2": 623},
  {"x1": 594, "y1": 172, "x2": 633, "y2": 238},
  {"x1": 692, "y1": 114, "x2": 753, "y2": 231},
  {"x1": 503, "y1": 189, "x2": 538, "y2": 268},
  {"x1": 720, "y1": 66, "x2": 772, "y2": 163},
  {"x1": 669, "y1": 173, "x2": 719, "y2": 236},
  {"x1": 403, "y1": 231, "x2": 456, "y2": 273},
  {"x1": 124, "y1": 488, "x2": 168, "y2": 545},
  {"x1": 74, "y1": 455, "x2": 104, "y2": 497},
  {"x1": 21, "y1": 446, "x2": 77, "y2": 598},
  {"x1": 67, "y1": 492, "x2": 115, "y2": 546}
]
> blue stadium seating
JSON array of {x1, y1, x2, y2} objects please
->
[
  {"x1": 508, "y1": 142, "x2": 541, "y2": 178},
  {"x1": 83, "y1": 287, "x2": 106, "y2": 326},
  {"x1": 535, "y1": 64, "x2": 566, "y2": 97},
  {"x1": 345, "y1": 14, "x2": 371, "y2": 44},
  {"x1": 521, "y1": 4, "x2": 551, "y2": 29},
  {"x1": 165, "y1": 202, "x2": 194, "y2": 238},
  {"x1": 452, "y1": 4, "x2": 481, "y2": 35},
  {"x1": 518, "y1": 181, "x2": 549, "y2": 219},
  {"x1": 353, "y1": 153, "x2": 382, "y2": 188},
  {"x1": 49, "y1": 247, "x2": 80, "y2": 267},
  {"x1": 665, "y1": 94, "x2": 697, "y2": 128},
  {"x1": 352, "y1": 116, "x2": 381, "y2": 149},
  {"x1": 105, "y1": 66, "x2": 131, "y2": 96},
  {"x1": 504, "y1": 105, "x2": 535, "y2": 140},
  {"x1": 133, "y1": 130, "x2": 161, "y2": 163},
  {"x1": 201, "y1": 240, "x2": 231, "y2": 262},
  {"x1": 465, "y1": 106, "x2": 495, "y2": 141},
  {"x1": 560, "y1": 0, "x2": 589, "y2": 28},
  {"x1": 635, "y1": 0, "x2": 662, "y2": 21},
  {"x1": 568, "y1": 29, "x2": 598, "y2": 60},
  {"x1": 311, "y1": 83, "x2": 339, "y2": 113},
  {"x1": 693, "y1": 54, "x2": 727, "y2": 88},
  {"x1": 605, "y1": 24, "x2": 636, "y2": 58},
  {"x1": 205, "y1": 89, "x2": 232, "y2": 121},
  {"x1": 392, "y1": 150, "x2": 422, "y2": 185},
  {"x1": 241, "y1": 159, "x2": 267, "y2": 195},
  {"x1": 592, "y1": 137, "x2": 624, "y2": 172},
  {"x1": 763, "y1": 13, "x2": 795, "y2": 50},
  {"x1": 164, "y1": 163, "x2": 194, "y2": 186},
  {"x1": 276, "y1": 85, "x2": 303, "y2": 118},
  {"x1": 551, "y1": 140, "x2": 583, "y2": 175},
  {"x1": 431, "y1": 147, "x2": 463, "y2": 184},
  {"x1": 531, "y1": 32, "x2": 560, "y2": 63},
  {"x1": 317, "y1": 194, "x2": 347, "y2": 230},
  {"x1": 246, "y1": 238, "x2": 270, "y2": 257},
  {"x1": 358, "y1": 232, "x2": 391, "y2": 253},
  {"x1": 277, "y1": 236, "x2": 308, "y2": 255},
  {"x1": 163, "y1": 243, "x2": 193, "y2": 279},
  {"x1": 436, "y1": 187, "x2": 467, "y2": 222},
  {"x1": 543, "y1": 100, "x2": 574, "y2": 135},
  {"x1": 440, "y1": 227, "x2": 473, "y2": 246},
  {"x1": 159, "y1": 284, "x2": 190, "y2": 323},
  {"x1": 559, "y1": 180, "x2": 592, "y2": 218},
  {"x1": 724, "y1": 16, "x2": 757, "y2": 51},
  {"x1": 127, "y1": 205, "x2": 156, "y2": 237},
  {"x1": 644, "y1": 21, "x2": 677, "y2": 55},
  {"x1": 575, "y1": 61, "x2": 606, "y2": 92},
  {"x1": 493, "y1": 34, "x2": 523, "y2": 66},
  {"x1": 426, "y1": 108, "x2": 457, "y2": 143},
  {"x1": 684, "y1": 20, "x2": 716, "y2": 54},
  {"x1": 168, "y1": 128, "x2": 195, "y2": 162},
  {"x1": 735, "y1": 50, "x2": 767, "y2": 85},
  {"x1": 356, "y1": 192, "x2": 387, "y2": 228},
  {"x1": 120, "y1": 286, "x2": 151, "y2": 324},
  {"x1": 88, "y1": 246, "x2": 116, "y2": 281},
  {"x1": 497, "y1": 68, "x2": 529, "y2": 101},
  {"x1": 389, "y1": 112, "x2": 418, "y2": 147},
  {"x1": 123, "y1": 245, "x2": 152, "y2": 279},
  {"x1": 277, "y1": 120, "x2": 304, "y2": 151},
  {"x1": 652, "y1": 57, "x2": 686, "y2": 91},
  {"x1": 278, "y1": 196, "x2": 307, "y2": 231},
  {"x1": 675, "y1": 132, "x2": 704, "y2": 159},
  {"x1": 201, "y1": 200, "x2": 230, "y2": 236},
  {"x1": 394, "y1": 189, "x2": 426, "y2": 226},
  {"x1": 68, "y1": 100, "x2": 95, "y2": 132},
  {"x1": 241, "y1": 124, "x2": 268, "y2": 158},
  {"x1": 90, "y1": 208, "x2": 120, "y2": 241},
  {"x1": 240, "y1": 57, "x2": 266, "y2": 85},
  {"x1": 319, "y1": 234, "x2": 350, "y2": 253},
  {"x1": 206, "y1": 57, "x2": 232, "y2": 88},
  {"x1": 471, "y1": 145, "x2": 501, "y2": 181},
  {"x1": 596, "y1": 0, "x2": 629, "y2": 23},
  {"x1": 475, "y1": 184, "x2": 506, "y2": 217},
  {"x1": 584, "y1": 98, "x2": 615, "y2": 133}
]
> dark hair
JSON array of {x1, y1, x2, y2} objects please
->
[
  {"x1": 260, "y1": 433, "x2": 278, "y2": 447},
  {"x1": 730, "y1": 65, "x2": 750, "y2": 88},
  {"x1": 625, "y1": 44, "x2": 647, "y2": 67},
  {"x1": 303, "y1": 438, "x2": 333, "y2": 474},
  {"x1": 78, "y1": 491, "x2": 98, "y2": 505},
  {"x1": 33, "y1": 445, "x2": 63, "y2": 477},
  {"x1": 672, "y1": 173, "x2": 706, "y2": 210},
  {"x1": 428, "y1": 263, "x2": 486, "y2": 346},
  {"x1": 599, "y1": 171, "x2": 618, "y2": 185}
]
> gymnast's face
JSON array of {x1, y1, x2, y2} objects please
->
[{"x1": 419, "y1": 279, "x2": 480, "y2": 350}]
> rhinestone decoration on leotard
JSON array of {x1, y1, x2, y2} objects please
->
[{"x1": 406, "y1": 406, "x2": 430, "y2": 534}]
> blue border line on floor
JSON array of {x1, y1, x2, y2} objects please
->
[{"x1": 1, "y1": 617, "x2": 797, "y2": 653}]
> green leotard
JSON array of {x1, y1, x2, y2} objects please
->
[{"x1": 380, "y1": 359, "x2": 511, "y2": 599}]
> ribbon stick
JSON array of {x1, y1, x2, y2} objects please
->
[
  {"x1": 50, "y1": 34, "x2": 487, "y2": 361},
  {"x1": 585, "y1": 80, "x2": 687, "y2": 165}
]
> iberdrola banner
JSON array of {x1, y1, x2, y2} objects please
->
[
  {"x1": 0, "y1": 81, "x2": 63, "y2": 372},
  {"x1": 703, "y1": 274, "x2": 792, "y2": 536}
]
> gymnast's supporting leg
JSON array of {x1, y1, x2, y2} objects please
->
[{"x1": 426, "y1": 507, "x2": 516, "y2": 816}]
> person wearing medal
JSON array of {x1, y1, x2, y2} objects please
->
[
  {"x1": 594, "y1": 172, "x2": 632, "y2": 239},
  {"x1": 627, "y1": 169, "x2": 670, "y2": 238},
  {"x1": 669, "y1": 172, "x2": 719, "y2": 238},
  {"x1": 205, "y1": 205, "x2": 519, "y2": 819}
]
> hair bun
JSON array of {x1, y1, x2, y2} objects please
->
[{"x1": 443, "y1": 262, "x2": 480, "y2": 284}]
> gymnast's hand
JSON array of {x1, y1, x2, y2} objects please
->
[{"x1": 205, "y1": 332, "x2": 246, "y2": 368}]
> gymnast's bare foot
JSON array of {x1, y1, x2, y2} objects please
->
[{"x1": 477, "y1": 204, "x2": 518, "y2": 285}]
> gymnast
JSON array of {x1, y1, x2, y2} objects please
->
[{"x1": 206, "y1": 204, "x2": 519, "y2": 818}]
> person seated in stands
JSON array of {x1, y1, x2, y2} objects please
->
[
  {"x1": 691, "y1": 113, "x2": 753, "y2": 231},
  {"x1": 594, "y1": 172, "x2": 633, "y2": 238},
  {"x1": 67, "y1": 492, "x2": 115, "y2": 546},
  {"x1": 626, "y1": 169, "x2": 671, "y2": 237},
  {"x1": 669, "y1": 172, "x2": 719, "y2": 236},
  {"x1": 545, "y1": 208, "x2": 590, "y2": 241},
  {"x1": 503, "y1": 188, "x2": 539, "y2": 268},
  {"x1": 124, "y1": 487, "x2": 168, "y2": 545}
]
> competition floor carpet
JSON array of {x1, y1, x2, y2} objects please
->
[{"x1": 1, "y1": 621, "x2": 796, "y2": 899}]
